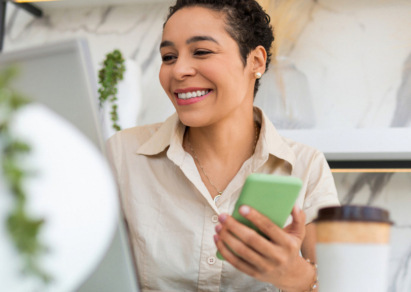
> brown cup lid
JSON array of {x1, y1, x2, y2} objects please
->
[{"x1": 315, "y1": 205, "x2": 392, "y2": 224}]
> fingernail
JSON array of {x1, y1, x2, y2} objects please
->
[
  {"x1": 215, "y1": 224, "x2": 222, "y2": 233},
  {"x1": 213, "y1": 234, "x2": 219, "y2": 243},
  {"x1": 218, "y1": 214, "x2": 227, "y2": 223},
  {"x1": 239, "y1": 205, "x2": 250, "y2": 216}
]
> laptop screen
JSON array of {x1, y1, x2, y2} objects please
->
[{"x1": 1, "y1": 39, "x2": 105, "y2": 150}]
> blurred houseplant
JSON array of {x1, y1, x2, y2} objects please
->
[
  {"x1": 98, "y1": 49, "x2": 126, "y2": 132},
  {"x1": 0, "y1": 67, "x2": 51, "y2": 283}
]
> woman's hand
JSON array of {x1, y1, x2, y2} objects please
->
[{"x1": 214, "y1": 205, "x2": 315, "y2": 291}]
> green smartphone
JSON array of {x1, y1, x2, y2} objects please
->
[{"x1": 216, "y1": 173, "x2": 302, "y2": 260}]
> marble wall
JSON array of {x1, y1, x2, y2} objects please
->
[{"x1": 3, "y1": 1, "x2": 411, "y2": 291}]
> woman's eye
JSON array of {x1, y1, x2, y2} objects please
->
[
  {"x1": 162, "y1": 55, "x2": 176, "y2": 63},
  {"x1": 194, "y1": 50, "x2": 212, "y2": 56}
]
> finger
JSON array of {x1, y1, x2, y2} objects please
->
[
  {"x1": 217, "y1": 223, "x2": 271, "y2": 269},
  {"x1": 217, "y1": 213, "x2": 283, "y2": 261},
  {"x1": 283, "y1": 205, "x2": 306, "y2": 241},
  {"x1": 237, "y1": 205, "x2": 290, "y2": 246},
  {"x1": 214, "y1": 233, "x2": 265, "y2": 279}
]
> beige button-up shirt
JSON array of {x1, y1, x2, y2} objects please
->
[{"x1": 106, "y1": 108, "x2": 339, "y2": 292}]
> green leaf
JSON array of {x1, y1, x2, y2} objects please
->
[{"x1": 97, "y1": 49, "x2": 126, "y2": 131}]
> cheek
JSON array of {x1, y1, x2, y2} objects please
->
[
  {"x1": 159, "y1": 68, "x2": 176, "y2": 105},
  {"x1": 159, "y1": 65, "x2": 169, "y2": 91},
  {"x1": 201, "y1": 59, "x2": 246, "y2": 90}
]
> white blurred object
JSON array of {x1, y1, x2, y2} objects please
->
[
  {"x1": 0, "y1": 104, "x2": 119, "y2": 292},
  {"x1": 101, "y1": 58, "x2": 142, "y2": 139}
]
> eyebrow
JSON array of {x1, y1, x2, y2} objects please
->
[
  {"x1": 160, "y1": 35, "x2": 219, "y2": 50},
  {"x1": 187, "y1": 35, "x2": 219, "y2": 45}
]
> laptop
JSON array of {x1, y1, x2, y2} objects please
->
[{"x1": 0, "y1": 39, "x2": 140, "y2": 292}]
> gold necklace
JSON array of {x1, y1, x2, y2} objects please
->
[{"x1": 187, "y1": 123, "x2": 260, "y2": 204}]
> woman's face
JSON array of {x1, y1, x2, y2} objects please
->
[{"x1": 159, "y1": 6, "x2": 256, "y2": 127}]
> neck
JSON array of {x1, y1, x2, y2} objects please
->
[
  {"x1": 185, "y1": 111, "x2": 258, "y2": 163},
  {"x1": 184, "y1": 108, "x2": 260, "y2": 199}
]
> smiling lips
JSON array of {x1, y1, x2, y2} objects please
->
[{"x1": 174, "y1": 88, "x2": 212, "y2": 105}]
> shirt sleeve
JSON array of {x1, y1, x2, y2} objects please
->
[
  {"x1": 303, "y1": 151, "x2": 340, "y2": 224},
  {"x1": 105, "y1": 132, "x2": 124, "y2": 193}
]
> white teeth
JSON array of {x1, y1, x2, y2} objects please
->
[{"x1": 177, "y1": 90, "x2": 209, "y2": 100}]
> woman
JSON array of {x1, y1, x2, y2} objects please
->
[{"x1": 107, "y1": 0, "x2": 339, "y2": 291}]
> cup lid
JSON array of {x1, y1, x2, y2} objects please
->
[{"x1": 314, "y1": 205, "x2": 392, "y2": 224}]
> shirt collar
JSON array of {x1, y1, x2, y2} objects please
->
[
  {"x1": 253, "y1": 107, "x2": 296, "y2": 171},
  {"x1": 136, "y1": 107, "x2": 296, "y2": 169},
  {"x1": 136, "y1": 112, "x2": 184, "y2": 156}
]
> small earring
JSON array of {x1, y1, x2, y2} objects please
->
[{"x1": 255, "y1": 72, "x2": 262, "y2": 79}]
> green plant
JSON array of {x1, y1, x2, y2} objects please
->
[
  {"x1": 98, "y1": 49, "x2": 126, "y2": 131},
  {"x1": 0, "y1": 67, "x2": 51, "y2": 283}
]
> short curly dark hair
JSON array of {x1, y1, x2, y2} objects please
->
[{"x1": 164, "y1": 0, "x2": 274, "y2": 96}]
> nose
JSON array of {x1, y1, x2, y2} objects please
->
[{"x1": 172, "y1": 54, "x2": 196, "y2": 80}]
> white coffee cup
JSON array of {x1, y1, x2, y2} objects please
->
[{"x1": 315, "y1": 206, "x2": 392, "y2": 292}]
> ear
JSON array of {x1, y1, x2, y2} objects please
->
[{"x1": 250, "y1": 45, "x2": 267, "y2": 76}]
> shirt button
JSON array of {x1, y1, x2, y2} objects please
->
[
  {"x1": 207, "y1": 256, "x2": 216, "y2": 265},
  {"x1": 211, "y1": 215, "x2": 219, "y2": 223}
]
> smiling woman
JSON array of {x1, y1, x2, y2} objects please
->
[
  {"x1": 106, "y1": 0, "x2": 339, "y2": 291},
  {"x1": 159, "y1": 5, "x2": 259, "y2": 128}
]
